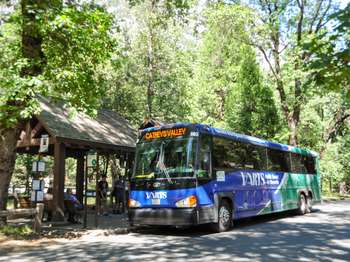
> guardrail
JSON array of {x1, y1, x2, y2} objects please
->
[{"x1": 0, "y1": 203, "x2": 44, "y2": 233}]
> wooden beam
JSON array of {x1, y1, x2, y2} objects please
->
[
  {"x1": 0, "y1": 208, "x2": 36, "y2": 217},
  {"x1": 25, "y1": 122, "x2": 32, "y2": 145},
  {"x1": 17, "y1": 138, "x2": 40, "y2": 147},
  {"x1": 58, "y1": 136, "x2": 136, "y2": 153},
  {"x1": 16, "y1": 137, "x2": 54, "y2": 148},
  {"x1": 52, "y1": 142, "x2": 66, "y2": 221},
  {"x1": 31, "y1": 122, "x2": 43, "y2": 138}
]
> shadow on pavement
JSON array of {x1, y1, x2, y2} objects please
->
[{"x1": 131, "y1": 208, "x2": 321, "y2": 236}]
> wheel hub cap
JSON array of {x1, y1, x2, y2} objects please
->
[{"x1": 219, "y1": 207, "x2": 230, "y2": 224}]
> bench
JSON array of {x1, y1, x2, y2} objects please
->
[{"x1": 64, "y1": 200, "x2": 83, "y2": 223}]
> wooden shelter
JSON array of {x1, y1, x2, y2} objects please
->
[{"x1": 16, "y1": 97, "x2": 137, "y2": 220}]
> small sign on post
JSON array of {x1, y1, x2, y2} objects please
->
[
  {"x1": 32, "y1": 161, "x2": 45, "y2": 172},
  {"x1": 31, "y1": 180, "x2": 45, "y2": 203},
  {"x1": 39, "y1": 134, "x2": 49, "y2": 153},
  {"x1": 87, "y1": 152, "x2": 97, "y2": 167}
]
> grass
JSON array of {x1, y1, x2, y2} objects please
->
[
  {"x1": 322, "y1": 191, "x2": 350, "y2": 200},
  {"x1": 0, "y1": 225, "x2": 34, "y2": 239},
  {"x1": 86, "y1": 197, "x2": 114, "y2": 206},
  {"x1": 7, "y1": 198, "x2": 14, "y2": 209}
]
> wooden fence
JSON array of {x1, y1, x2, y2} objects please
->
[{"x1": 0, "y1": 203, "x2": 44, "y2": 233}]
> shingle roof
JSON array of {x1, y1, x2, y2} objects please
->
[{"x1": 38, "y1": 97, "x2": 137, "y2": 149}]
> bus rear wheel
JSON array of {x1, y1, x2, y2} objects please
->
[
  {"x1": 306, "y1": 195, "x2": 313, "y2": 213},
  {"x1": 297, "y1": 193, "x2": 307, "y2": 215},
  {"x1": 211, "y1": 200, "x2": 232, "y2": 233}
]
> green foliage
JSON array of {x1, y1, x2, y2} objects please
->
[
  {"x1": 0, "y1": 16, "x2": 40, "y2": 127},
  {"x1": 41, "y1": 4, "x2": 115, "y2": 115},
  {"x1": 321, "y1": 142, "x2": 347, "y2": 192},
  {"x1": 0, "y1": 2, "x2": 115, "y2": 127},
  {"x1": 192, "y1": 3, "x2": 254, "y2": 126},
  {"x1": 303, "y1": 4, "x2": 350, "y2": 94},
  {"x1": 102, "y1": 0, "x2": 193, "y2": 124},
  {"x1": 3, "y1": 0, "x2": 350, "y2": 194},
  {"x1": 225, "y1": 47, "x2": 280, "y2": 140},
  {"x1": 0, "y1": 225, "x2": 33, "y2": 238}
]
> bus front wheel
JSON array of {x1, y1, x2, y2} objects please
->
[{"x1": 211, "y1": 200, "x2": 232, "y2": 233}]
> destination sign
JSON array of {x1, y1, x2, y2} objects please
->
[{"x1": 144, "y1": 127, "x2": 187, "y2": 140}]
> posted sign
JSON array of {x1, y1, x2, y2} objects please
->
[{"x1": 87, "y1": 153, "x2": 97, "y2": 167}]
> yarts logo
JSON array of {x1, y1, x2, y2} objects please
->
[
  {"x1": 145, "y1": 191, "x2": 167, "y2": 199},
  {"x1": 241, "y1": 172, "x2": 266, "y2": 186},
  {"x1": 241, "y1": 172, "x2": 281, "y2": 186}
]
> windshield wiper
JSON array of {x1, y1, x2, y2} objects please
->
[{"x1": 156, "y1": 141, "x2": 173, "y2": 184}]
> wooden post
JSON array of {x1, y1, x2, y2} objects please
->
[
  {"x1": 76, "y1": 154, "x2": 85, "y2": 204},
  {"x1": 52, "y1": 142, "x2": 66, "y2": 221},
  {"x1": 95, "y1": 153, "x2": 100, "y2": 228},
  {"x1": 83, "y1": 153, "x2": 88, "y2": 229},
  {"x1": 13, "y1": 185, "x2": 18, "y2": 209},
  {"x1": 33, "y1": 203, "x2": 44, "y2": 233}
]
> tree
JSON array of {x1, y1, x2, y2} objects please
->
[
  {"x1": 102, "y1": 0, "x2": 193, "y2": 124},
  {"x1": 225, "y1": 47, "x2": 280, "y2": 139},
  {"x1": 192, "y1": 3, "x2": 253, "y2": 126},
  {"x1": 0, "y1": 1, "x2": 114, "y2": 212},
  {"x1": 241, "y1": 0, "x2": 338, "y2": 146}
]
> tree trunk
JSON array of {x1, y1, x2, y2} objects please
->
[
  {"x1": 0, "y1": 124, "x2": 23, "y2": 219},
  {"x1": 21, "y1": 0, "x2": 47, "y2": 76},
  {"x1": 287, "y1": 116, "x2": 298, "y2": 146}
]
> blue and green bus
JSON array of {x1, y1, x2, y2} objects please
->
[{"x1": 128, "y1": 123, "x2": 321, "y2": 232}]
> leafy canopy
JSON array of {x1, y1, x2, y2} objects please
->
[{"x1": 0, "y1": 2, "x2": 115, "y2": 128}]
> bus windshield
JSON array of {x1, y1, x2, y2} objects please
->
[{"x1": 133, "y1": 137, "x2": 197, "y2": 179}]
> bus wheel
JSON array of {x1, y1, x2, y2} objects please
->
[
  {"x1": 211, "y1": 200, "x2": 232, "y2": 233},
  {"x1": 297, "y1": 194, "x2": 307, "y2": 215},
  {"x1": 306, "y1": 195, "x2": 313, "y2": 213}
]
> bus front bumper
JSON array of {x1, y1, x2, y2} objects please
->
[{"x1": 128, "y1": 206, "x2": 216, "y2": 226}]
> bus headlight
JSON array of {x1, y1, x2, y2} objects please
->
[
  {"x1": 175, "y1": 195, "x2": 197, "y2": 208},
  {"x1": 128, "y1": 199, "x2": 141, "y2": 208}
]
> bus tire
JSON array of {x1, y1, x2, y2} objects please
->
[
  {"x1": 306, "y1": 195, "x2": 313, "y2": 213},
  {"x1": 297, "y1": 193, "x2": 307, "y2": 215},
  {"x1": 211, "y1": 200, "x2": 232, "y2": 233}
]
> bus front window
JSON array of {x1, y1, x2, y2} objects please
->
[{"x1": 133, "y1": 138, "x2": 197, "y2": 179}]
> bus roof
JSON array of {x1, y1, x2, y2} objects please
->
[{"x1": 141, "y1": 122, "x2": 318, "y2": 157}]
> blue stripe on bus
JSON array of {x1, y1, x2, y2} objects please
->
[{"x1": 130, "y1": 171, "x2": 287, "y2": 217}]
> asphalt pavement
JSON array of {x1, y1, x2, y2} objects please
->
[{"x1": 1, "y1": 200, "x2": 350, "y2": 262}]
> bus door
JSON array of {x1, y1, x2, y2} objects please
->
[{"x1": 196, "y1": 134, "x2": 213, "y2": 205}]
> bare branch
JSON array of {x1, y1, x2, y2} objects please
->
[
  {"x1": 315, "y1": 0, "x2": 332, "y2": 33},
  {"x1": 257, "y1": 45, "x2": 278, "y2": 80},
  {"x1": 278, "y1": 43, "x2": 289, "y2": 54},
  {"x1": 324, "y1": 111, "x2": 350, "y2": 143},
  {"x1": 296, "y1": 0, "x2": 302, "y2": 9},
  {"x1": 309, "y1": 0, "x2": 324, "y2": 33}
]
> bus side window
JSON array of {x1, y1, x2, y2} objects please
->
[
  {"x1": 213, "y1": 137, "x2": 242, "y2": 171},
  {"x1": 267, "y1": 148, "x2": 290, "y2": 172},
  {"x1": 245, "y1": 144, "x2": 267, "y2": 171},
  {"x1": 304, "y1": 156, "x2": 316, "y2": 174},
  {"x1": 291, "y1": 153, "x2": 313, "y2": 174},
  {"x1": 198, "y1": 135, "x2": 212, "y2": 178}
]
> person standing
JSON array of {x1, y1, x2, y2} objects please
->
[
  {"x1": 98, "y1": 175, "x2": 109, "y2": 216},
  {"x1": 113, "y1": 176, "x2": 125, "y2": 214}
]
